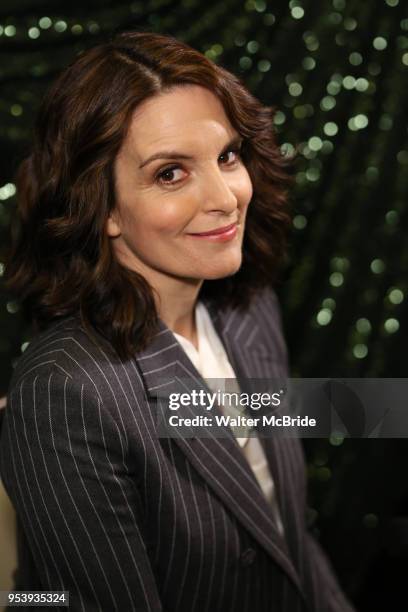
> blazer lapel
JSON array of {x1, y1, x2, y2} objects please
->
[{"x1": 134, "y1": 295, "x2": 305, "y2": 599}]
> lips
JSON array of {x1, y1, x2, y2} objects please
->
[{"x1": 188, "y1": 222, "x2": 237, "y2": 236}]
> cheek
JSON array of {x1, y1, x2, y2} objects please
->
[
  {"x1": 145, "y1": 198, "x2": 194, "y2": 236},
  {"x1": 122, "y1": 199, "x2": 188, "y2": 237},
  {"x1": 236, "y1": 168, "x2": 254, "y2": 207}
]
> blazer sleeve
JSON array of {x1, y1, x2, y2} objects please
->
[
  {"x1": 2, "y1": 366, "x2": 163, "y2": 612},
  {"x1": 305, "y1": 533, "x2": 356, "y2": 611},
  {"x1": 266, "y1": 286, "x2": 356, "y2": 611}
]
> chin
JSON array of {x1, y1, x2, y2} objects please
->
[{"x1": 200, "y1": 256, "x2": 243, "y2": 280}]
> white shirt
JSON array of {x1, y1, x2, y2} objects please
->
[{"x1": 173, "y1": 301, "x2": 284, "y2": 535}]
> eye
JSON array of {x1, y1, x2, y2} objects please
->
[
  {"x1": 219, "y1": 147, "x2": 242, "y2": 165},
  {"x1": 155, "y1": 165, "x2": 187, "y2": 186}
]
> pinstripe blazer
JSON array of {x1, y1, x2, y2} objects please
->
[{"x1": 0, "y1": 286, "x2": 355, "y2": 612}]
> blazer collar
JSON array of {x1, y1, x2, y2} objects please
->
[
  {"x1": 134, "y1": 293, "x2": 305, "y2": 601},
  {"x1": 135, "y1": 293, "x2": 275, "y2": 396}
]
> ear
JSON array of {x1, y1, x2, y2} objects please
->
[{"x1": 105, "y1": 212, "x2": 121, "y2": 238}]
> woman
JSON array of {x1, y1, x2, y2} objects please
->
[{"x1": 0, "y1": 31, "x2": 354, "y2": 611}]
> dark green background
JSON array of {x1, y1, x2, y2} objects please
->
[{"x1": 1, "y1": 1, "x2": 407, "y2": 609}]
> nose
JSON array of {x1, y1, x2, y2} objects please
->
[{"x1": 201, "y1": 164, "x2": 238, "y2": 215}]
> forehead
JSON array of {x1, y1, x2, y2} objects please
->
[{"x1": 123, "y1": 85, "x2": 236, "y2": 156}]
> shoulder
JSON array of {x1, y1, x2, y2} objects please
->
[
  {"x1": 9, "y1": 315, "x2": 121, "y2": 394},
  {"x1": 251, "y1": 285, "x2": 283, "y2": 318},
  {"x1": 247, "y1": 285, "x2": 286, "y2": 336},
  {"x1": 1, "y1": 320, "x2": 130, "y2": 500},
  {"x1": 249, "y1": 285, "x2": 289, "y2": 367},
  {"x1": 4, "y1": 317, "x2": 137, "y2": 449}
]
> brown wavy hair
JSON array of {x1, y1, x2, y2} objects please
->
[{"x1": 4, "y1": 30, "x2": 293, "y2": 359}]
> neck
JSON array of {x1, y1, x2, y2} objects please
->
[
  {"x1": 153, "y1": 275, "x2": 204, "y2": 350},
  {"x1": 110, "y1": 242, "x2": 203, "y2": 348}
]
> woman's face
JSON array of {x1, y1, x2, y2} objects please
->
[{"x1": 107, "y1": 84, "x2": 253, "y2": 293}]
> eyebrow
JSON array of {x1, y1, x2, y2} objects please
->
[{"x1": 138, "y1": 134, "x2": 243, "y2": 169}]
